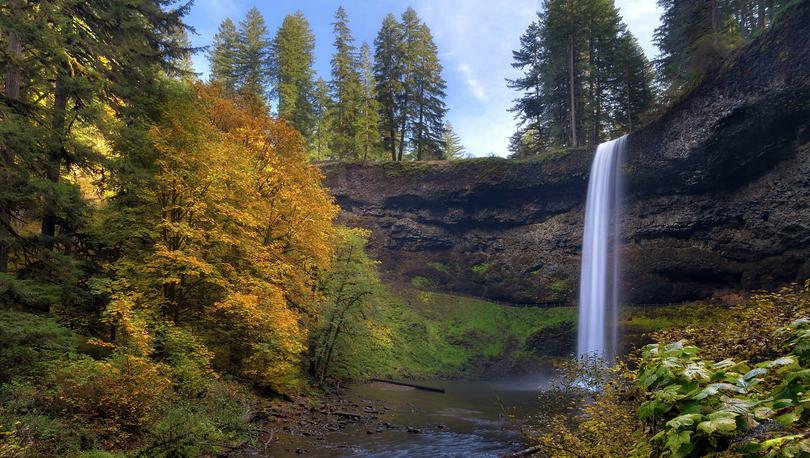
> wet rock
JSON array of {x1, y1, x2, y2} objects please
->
[{"x1": 320, "y1": 2, "x2": 810, "y2": 306}]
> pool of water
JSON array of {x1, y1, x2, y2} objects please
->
[{"x1": 268, "y1": 373, "x2": 552, "y2": 458}]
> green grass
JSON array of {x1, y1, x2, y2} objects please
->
[
  {"x1": 410, "y1": 275, "x2": 437, "y2": 289},
  {"x1": 428, "y1": 262, "x2": 449, "y2": 274},
  {"x1": 336, "y1": 288, "x2": 576, "y2": 379},
  {"x1": 471, "y1": 263, "x2": 492, "y2": 275}
]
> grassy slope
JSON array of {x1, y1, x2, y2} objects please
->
[{"x1": 331, "y1": 287, "x2": 576, "y2": 380}]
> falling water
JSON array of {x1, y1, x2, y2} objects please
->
[{"x1": 577, "y1": 135, "x2": 626, "y2": 360}]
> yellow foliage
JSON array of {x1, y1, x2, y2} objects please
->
[{"x1": 102, "y1": 82, "x2": 338, "y2": 394}]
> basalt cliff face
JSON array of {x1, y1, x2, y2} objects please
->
[{"x1": 321, "y1": 4, "x2": 810, "y2": 306}]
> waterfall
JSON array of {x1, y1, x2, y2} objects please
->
[{"x1": 577, "y1": 135, "x2": 626, "y2": 360}]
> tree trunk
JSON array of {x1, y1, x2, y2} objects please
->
[
  {"x1": 711, "y1": 0, "x2": 720, "y2": 34},
  {"x1": 1, "y1": 25, "x2": 22, "y2": 272},
  {"x1": 758, "y1": 1, "x2": 767, "y2": 29},
  {"x1": 626, "y1": 80, "x2": 633, "y2": 132},
  {"x1": 416, "y1": 91, "x2": 424, "y2": 161},
  {"x1": 41, "y1": 70, "x2": 69, "y2": 250},
  {"x1": 389, "y1": 111, "x2": 397, "y2": 161},
  {"x1": 397, "y1": 92, "x2": 409, "y2": 162},
  {"x1": 568, "y1": 33, "x2": 578, "y2": 148}
]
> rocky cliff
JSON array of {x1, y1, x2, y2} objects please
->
[{"x1": 321, "y1": 3, "x2": 810, "y2": 306}]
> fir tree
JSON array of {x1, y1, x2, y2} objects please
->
[
  {"x1": 270, "y1": 11, "x2": 316, "y2": 140},
  {"x1": 209, "y1": 19, "x2": 240, "y2": 91},
  {"x1": 373, "y1": 14, "x2": 404, "y2": 161},
  {"x1": 508, "y1": 0, "x2": 653, "y2": 154},
  {"x1": 236, "y1": 7, "x2": 272, "y2": 103},
  {"x1": 441, "y1": 122, "x2": 466, "y2": 160},
  {"x1": 311, "y1": 78, "x2": 333, "y2": 160},
  {"x1": 354, "y1": 43, "x2": 382, "y2": 162},
  {"x1": 329, "y1": 7, "x2": 361, "y2": 159},
  {"x1": 410, "y1": 23, "x2": 447, "y2": 160}
]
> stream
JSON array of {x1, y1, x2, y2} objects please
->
[{"x1": 267, "y1": 373, "x2": 553, "y2": 457}]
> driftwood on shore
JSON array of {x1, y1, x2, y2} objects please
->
[
  {"x1": 369, "y1": 378, "x2": 446, "y2": 393},
  {"x1": 502, "y1": 444, "x2": 542, "y2": 457}
]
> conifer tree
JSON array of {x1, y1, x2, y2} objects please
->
[
  {"x1": 373, "y1": 14, "x2": 404, "y2": 161},
  {"x1": 441, "y1": 122, "x2": 466, "y2": 160},
  {"x1": 329, "y1": 7, "x2": 362, "y2": 159},
  {"x1": 355, "y1": 43, "x2": 382, "y2": 161},
  {"x1": 270, "y1": 11, "x2": 316, "y2": 140},
  {"x1": 236, "y1": 7, "x2": 272, "y2": 103},
  {"x1": 311, "y1": 78, "x2": 333, "y2": 160},
  {"x1": 410, "y1": 23, "x2": 447, "y2": 160},
  {"x1": 209, "y1": 19, "x2": 240, "y2": 91},
  {"x1": 396, "y1": 7, "x2": 422, "y2": 161},
  {"x1": 508, "y1": 0, "x2": 653, "y2": 154}
]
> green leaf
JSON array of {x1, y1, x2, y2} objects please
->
[
  {"x1": 665, "y1": 430, "x2": 694, "y2": 457},
  {"x1": 694, "y1": 383, "x2": 743, "y2": 400},
  {"x1": 666, "y1": 413, "x2": 703, "y2": 429},
  {"x1": 696, "y1": 411, "x2": 738, "y2": 435}
]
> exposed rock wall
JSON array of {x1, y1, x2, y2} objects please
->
[{"x1": 321, "y1": 3, "x2": 810, "y2": 305}]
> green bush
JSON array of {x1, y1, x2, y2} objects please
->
[{"x1": 0, "y1": 310, "x2": 79, "y2": 383}]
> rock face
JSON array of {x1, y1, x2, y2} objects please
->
[{"x1": 321, "y1": 4, "x2": 810, "y2": 306}]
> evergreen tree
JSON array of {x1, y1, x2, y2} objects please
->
[
  {"x1": 654, "y1": 0, "x2": 786, "y2": 99},
  {"x1": 508, "y1": 0, "x2": 653, "y2": 154},
  {"x1": 354, "y1": 43, "x2": 382, "y2": 161},
  {"x1": 270, "y1": 11, "x2": 316, "y2": 140},
  {"x1": 612, "y1": 31, "x2": 655, "y2": 133},
  {"x1": 372, "y1": 8, "x2": 447, "y2": 161},
  {"x1": 396, "y1": 7, "x2": 422, "y2": 161},
  {"x1": 441, "y1": 122, "x2": 466, "y2": 160},
  {"x1": 209, "y1": 18, "x2": 240, "y2": 91},
  {"x1": 373, "y1": 14, "x2": 404, "y2": 161},
  {"x1": 410, "y1": 23, "x2": 447, "y2": 160},
  {"x1": 329, "y1": 7, "x2": 362, "y2": 159},
  {"x1": 236, "y1": 7, "x2": 272, "y2": 103},
  {"x1": 311, "y1": 78, "x2": 333, "y2": 160}
]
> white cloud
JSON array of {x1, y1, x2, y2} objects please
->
[
  {"x1": 417, "y1": 0, "x2": 661, "y2": 157},
  {"x1": 458, "y1": 63, "x2": 487, "y2": 101}
]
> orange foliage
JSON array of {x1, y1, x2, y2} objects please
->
[{"x1": 103, "y1": 82, "x2": 338, "y2": 394}]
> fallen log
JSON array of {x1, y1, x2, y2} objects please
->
[
  {"x1": 369, "y1": 378, "x2": 446, "y2": 393},
  {"x1": 332, "y1": 411, "x2": 364, "y2": 420},
  {"x1": 502, "y1": 444, "x2": 543, "y2": 457}
]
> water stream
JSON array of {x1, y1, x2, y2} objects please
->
[
  {"x1": 267, "y1": 375, "x2": 553, "y2": 457},
  {"x1": 578, "y1": 136, "x2": 626, "y2": 360}
]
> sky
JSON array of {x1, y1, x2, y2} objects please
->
[{"x1": 185, "y1": 0, "x2": 663, "y2": 157}]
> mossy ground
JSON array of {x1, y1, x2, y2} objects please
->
[{"x1": 331, "y1": 287, "x2": 576, "y2": 380}]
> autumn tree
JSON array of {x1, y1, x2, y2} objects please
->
[{"x1": 104, "y1": 83, "x2": 338, "y2": 393}]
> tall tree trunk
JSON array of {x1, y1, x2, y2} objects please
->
[
  {"x1": 41, "y1": 69, "x2": 69, "y2": 250},
  {"x1": 416, "y1": 91, "x2": 424, "y2": 161},
  {"x1": 389, "y1": 111, "x2": 397, "y2": 161},
  {"x1": 758, "y1": 1, "x2": 767, "y2": 29},
  {"x1": 568, "y1": 33, "x2": 578, "y2": 148},
  {"x1": 626, "y1": 80, "x2": 633, "y2": 133},
  {"x1": 1, "y1": 24, "x2": 22, "y2": 272},
  {"x1": 397, "y1": 92, "x2": 409, "y2": 161},
  {"x1": 710, "y1": 0, "x2": 720, "y2": 34}
]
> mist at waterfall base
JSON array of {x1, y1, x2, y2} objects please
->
[{"x1": 577, "y1": 135, "x2": 626, "y2": 361}]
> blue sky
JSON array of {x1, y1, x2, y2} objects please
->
[{"x1": 185, "y1": 0, "x2": 662, "y2": 157}]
